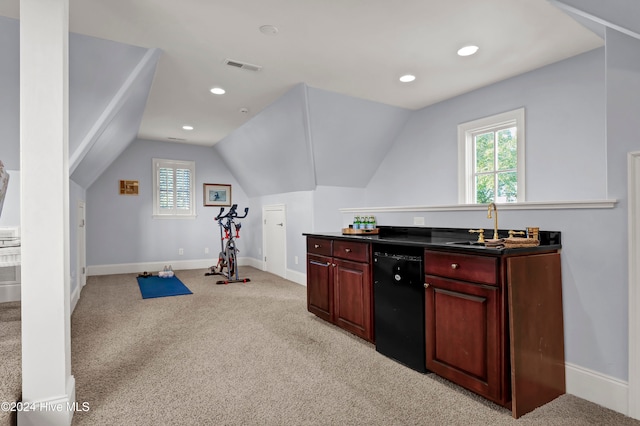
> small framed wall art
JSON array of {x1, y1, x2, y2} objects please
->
[
  {"x1": 203, "y1": 183, "x2": 231, "y2": 207},
  {"x1": 119, "y1": 180, "x2": 139, "y2": 195}
]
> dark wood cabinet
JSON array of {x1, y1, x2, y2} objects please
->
[
  {"x1": 304, "y1": 231, "x2": 564, "y2": 419},
  {"x1": 425, "y1": 273, "x2": 503, "y2": 403},
  {"x1": 424, "y1": 249, "x2": 565, "y2": 418},
  {"x1": 306, "y1": 236, "x2": 373, "y2": 342},
  {"x1": 333, "y1": 258, "x2": 372, "y2": 339},
  {"x1": 307, "y1": 254, "x2": 333, "y2": 322}
]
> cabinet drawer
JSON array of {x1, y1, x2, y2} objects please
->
[
  {"x1": 307, "y1": 237, "x2": 332, "y2": 256},
  {"x1": 424, "y1": 250, "x2": 498, "y2": 285},
  {"x1": 333, "y1": 240, "x2": 370, "y2": 263}
]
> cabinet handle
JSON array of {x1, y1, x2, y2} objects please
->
[
  {"x1": 424, "y1": 283, "x2": 430, "y2": 288},
  {"x1": 345, "y1": 248, "x2": 352, "y2": 253},
  {"x1": 332, "y1": 263, "x2": 336, "y2": 267},
  {"x1": 451, "y1": 263, "x2": 459, "y2": 270},
  {"x1": 314, "y1": 244, "x2": 321, "y2": 248}
]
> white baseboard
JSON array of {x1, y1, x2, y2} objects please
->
[
  {"x1": 238, "y1": 257, "x2": 306, "y2": 286},
  {"x1": 87, "y1": 258, "x2": 216, "y2": 276},
  {"x1": 87, "y1": 257, "x2": 257, "y2": 277},
  {"x1": 565, "y1": 362, "x2": 629, "y2": 416},
  {"x1": 242, "y1": 257, "x2": 263, "y2": 270},
  {"x1": 286, "y1": 268, "x2": 306, "y2": 286},
  {"x1": 0, "y1": 282, "x2": 20, "y2": 303},
  {"x1": 71, "y1": 284, "x2": 80, "y2": 313}
]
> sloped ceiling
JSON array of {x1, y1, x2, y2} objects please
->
[
  {"x1": 68, "y1": 35, "x2": 151, "y2": 157},
  {"x1": 0, "y1": 17, "x2": 160, "y2": 189},
  {"x1": 69, "y1": 35, "x2": 160, "y2": 188},
  {"x1": 214, "y1": 83, "x2": 412, "y2": 197},
  {"x1": 551, "y1": 0, "x2": 640, "y2": 39},
  {"x1": 213, "y1": 84, "x2": 315, "y2": 198},
  {"x1": 307, "y1": 87, "x2": 411, "y2": 188},
  {"x1": 70, "y1": 50, "x2": 159, "y2": 188}
]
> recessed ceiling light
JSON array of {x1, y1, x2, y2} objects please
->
[
  {"x1": 182, "y1": 125, "x2": 194, "y2": 131},
  {"x1": 457, "y1": 45, "x2": 479, "y2": 57},
  {"x1": 259, "y1": 25, "x2": 279, "y2": 36},
  {"x1": 210, "y1": 87, "x2": 226, "y2": 95},
  {"x1": 399, "y1": 74, "x2": 416, "y2": 83}
]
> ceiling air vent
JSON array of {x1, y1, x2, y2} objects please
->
[
  {"x1": 224, "y1": 58, "x2": 262, "y2": 72},
  {"x1": 167, "y1": 137, "x2": 187, "y2": 142}
]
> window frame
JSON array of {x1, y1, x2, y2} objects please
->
[
  {"x1": 152, "y1": 158, "x2": 196, "y2": 219},
  {"x1": 457, "y1": 108, "x2": 526, "y2": 204}
]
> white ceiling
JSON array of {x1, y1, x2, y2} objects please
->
[{"x1": 0, "y1": 0, "x2": 603, "y2": 147}]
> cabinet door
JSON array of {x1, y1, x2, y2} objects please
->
[
  {"x1": 307, "y1": 254, "x2": 333, "y2": 322},
  {"x1": 334, "y1": 258, "x2": 373, "y2": 342},
  {"x1": 425, "y1": 274, "x2": 502, "y2": 402}
]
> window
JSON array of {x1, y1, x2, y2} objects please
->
[
  {"x1": 458, "y1": 108, "x2": 525, "y2": 204},
  {"x1": 153, "y1": 158, "x2": 196, "y2": 218}
]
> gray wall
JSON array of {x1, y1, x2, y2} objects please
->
[
  {"x1": 347, "y1": 45, "x2": 632, "y2": 381},
  {"x1": 366, "y1": 48, "x2": 607, "y2": 206},
  {"x1": 248, "y1": 191, "x2": 314, "y2": 275},
  {"x1": 604, "y1": 28, "x2": 640, "y2": 380},
  {"x1": 0, "y1": 17, "x2": 19, "y2": 170},
  {"x1": 86, "y1": 139, "x2": 249, "y2": 267},
  {"x1": 236, "y1": 42, "x2": 631, "y2": 382},
  {"x1": 0, "y1": 170, "x2": 19, "y2": 227}
]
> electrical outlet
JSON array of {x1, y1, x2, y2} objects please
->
[
  {"x1": 204, "y1": 247, "x2": 209, "y2": 254},
  {"x1": 413, "y1": 217, "x2": 425, "y2": 226},
  {"x1": 178, "y1": 248, "x2": 184, "y2": 255},
  {"x1": 294, "y1": 256, "x2": 299, "y2": 265}
]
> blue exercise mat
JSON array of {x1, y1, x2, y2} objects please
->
[{"x1": 136, "y1": 275, "x2": 193, "y2": 299}]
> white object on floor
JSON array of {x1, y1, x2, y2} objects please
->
[{"x1": 158, "y1": 265, "x2": 174, "y2": 278}]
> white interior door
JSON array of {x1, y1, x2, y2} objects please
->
[
  {"x1": 263, "y1": 205, "x2": 286, "y2": 279},
  {"x1": 78, "y1": 201, "x2": 87, "y2": 287}
]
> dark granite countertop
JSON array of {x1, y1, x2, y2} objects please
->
[{"x1": 303, "y1": 226, "x2": 562, "y2": 255}]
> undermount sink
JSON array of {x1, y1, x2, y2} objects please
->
[{"x1": 446, "y1": 241, "x2": 485, "y2": 246}]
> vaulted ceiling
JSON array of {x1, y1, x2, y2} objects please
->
[{"x1": 0, "y1": 0, "x2": 603, "y2": 146}]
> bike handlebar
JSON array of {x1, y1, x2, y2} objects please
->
[{"x1": 215, "y1": 204, "x2": 249, "y2": 220}]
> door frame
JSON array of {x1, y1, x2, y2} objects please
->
[
  {"x1": 628, "y1": 152, "x2": 640, "y2": 419},
  {"x1": 262, "y1": 204, "x2": 287, "y2": 277},
  {"x1": 77, "y1": 201, "x2": 87, "y2": 288}
]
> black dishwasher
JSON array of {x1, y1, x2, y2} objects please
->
[{"x1": 373, "y1": 249, "x2": 427, "y2": 373}]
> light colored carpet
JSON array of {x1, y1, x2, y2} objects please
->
[
  {"x1": 2, "y1": 267, "x2": 639, "y2": 425},
  {"x1": 0, "y1": 301, "x2": 20, "y2": 426}
]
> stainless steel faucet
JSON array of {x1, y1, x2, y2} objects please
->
[{"x1": 487, "y1": 202, "x2": 499, "y2": 239}]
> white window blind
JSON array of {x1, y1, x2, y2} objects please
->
[{"x1": 153, "y1": 159, "x2": 196, "y2": 218}]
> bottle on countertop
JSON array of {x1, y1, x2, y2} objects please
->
[
  {"x1": 370, "y1": 215, "x2": 376, "y2": 229},
  {"x1": 365, "y1": 216, "x2": 373, "y2": 230},
  {"x1": 354, "y1": 216, "x2": 361, "y2": 230}
]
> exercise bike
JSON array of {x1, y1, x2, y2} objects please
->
[{"x1": 205, "y1": 204, "x2": 251, "y2": 284}]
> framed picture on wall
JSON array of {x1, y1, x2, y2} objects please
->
[{"x1": 203, "y1": 183, "x2": 231, "y2": 207}]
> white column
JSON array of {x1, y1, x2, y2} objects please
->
[{"x1": 19, "y1": 0, "x2": 75, "y2": 425}]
